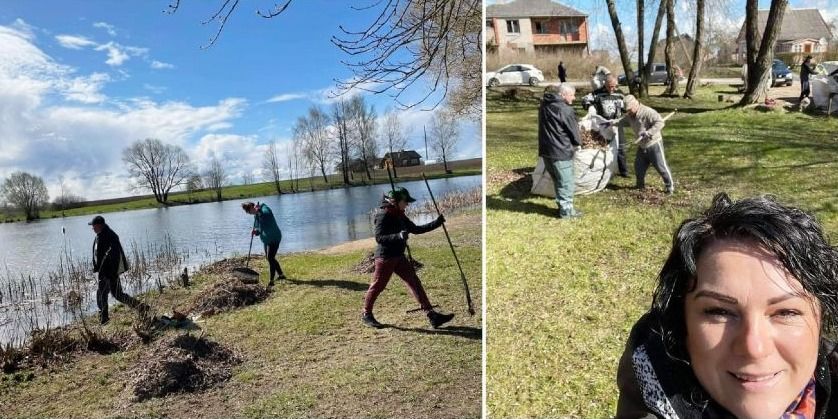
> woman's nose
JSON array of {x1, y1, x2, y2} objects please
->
[{"x1": 733, "y1": 315, "x2": 773, "y2": 359}]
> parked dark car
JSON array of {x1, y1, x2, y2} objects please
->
[
  {"x1": 771, "y1": 59, "x2": 793, "y2": 86},
  {"x1": 618, "y1": 63, "x2": 685, "y2": 87}
]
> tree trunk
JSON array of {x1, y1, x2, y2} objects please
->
[
  {"x1": 740, "y1": 0, "x2": 788, "y2": 105},
  {"x1": 643, "y1": 0, "x2": 667, "y2": 97},
  {"x1": 663, "y1": 0, "x2": 680, "y2": 96},
  {"x1": 215, "y1": 189, "x2": 222, "y2": 202},
  {"x1": 637, "y1": 0, "x2": 645, "y2": 97},
  {"x1": 606, "y1": 0, "x2": 639, "y2": 96},
  {"x1": 683, "y1": 0, "x2": 704, "y2": 98},
  {"x1": 390, "y1": 147, "x2": 399, "y2": 178},
  {"x1": 320, "y1": 167, "x2": 329, "y2": 184},
  {"x1": 442, "y1": 149, "x2": 451, "y2": 174}
]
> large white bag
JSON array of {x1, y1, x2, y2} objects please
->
[{"x1": 531, "y1": 112, "x2": 619, "y2": 197}]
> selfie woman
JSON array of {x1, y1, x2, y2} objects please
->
[{"x1": 617, "y1": 193, "x2": 838, "y2": 418}]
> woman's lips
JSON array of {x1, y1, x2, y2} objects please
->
[{"x1": 728, "y1": 371, "x2": 783, "y2": 391}]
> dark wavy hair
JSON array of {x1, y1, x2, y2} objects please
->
[{"x1": 650, "y1": 192, "x2": 838, "y2": 362}]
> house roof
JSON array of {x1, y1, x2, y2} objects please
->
[
  {"x1": 736, "y1": 8, "x2": 833, "y2": 43},
  {"x1": 487, "y1": 0, "x2": 586, "y2": 18},
  {"x1": 384, "y1": 150, "x2": 421, "y2": 159}
]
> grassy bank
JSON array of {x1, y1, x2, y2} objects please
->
[
  {"x1": 1, "y1": 211, "x2": 482, "y2": 418},
  {"x1": 486, "y1": 85, "x2": 837, "y2": 417},
  {"x1": 1, "y1": 159, "x2": 481, "y2": 223}
]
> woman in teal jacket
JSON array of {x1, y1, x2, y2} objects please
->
[{"x1": 242, "y1": 202, "x2": 285, "y2": 286}]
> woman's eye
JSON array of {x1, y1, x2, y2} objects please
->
[
  {"x1": 773, "y1": 309, "x2": 803, "y2": 318},
  {"x1": 702, "y1": 307, "x2": 734, "y2": 318}
]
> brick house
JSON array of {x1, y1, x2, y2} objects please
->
[
  {"x1": 379, "y1": 150, "x2": 422, "y2": 169},
  {"x1": 486, "y1": 0, "x2": 589, "y2": 57}
]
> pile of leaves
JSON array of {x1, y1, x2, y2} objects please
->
[
  {"x1": 127, "y1": 333, "x2": 240, "y2": 401},
  {"x1": 186, "y1": 277, "x2": 267, "y2": 317},
  {"x1": 580, "y1": 129, "x2": 609, "y2": 149},
  {"x1": 350, "y1": 252, "x2": 423, "y2": 274}
]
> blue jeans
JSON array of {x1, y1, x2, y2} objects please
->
[{"x1": 543, "y1": 157, "x2": 576, "y2": 215}]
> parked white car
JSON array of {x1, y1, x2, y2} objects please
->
[{"x1": 486, "y1": 64, "x2": 544, "y2": 87}]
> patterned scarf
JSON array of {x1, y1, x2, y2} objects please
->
[{"x1": 781, "y1": 377, "x2": 816, "y2": 419}]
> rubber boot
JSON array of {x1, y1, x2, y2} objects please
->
[{"x1": 427, "y1": 311, "x2": 455, "y2": 328}]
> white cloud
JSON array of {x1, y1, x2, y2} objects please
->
[
  {"x1": 151, "y1": 60, "x2": 175, "y2": 70},
  {"x1": 55, "y1": 34, "x2": 97, "y2": 49},
  {"x1": 63, "y1": 72, "x2": 110, "y2": 104},
  {"x1": 0, "y1": 23, "x2": 250, "y2": 200},
  {"x1": 265, "y1": 92, "x2": 307, "y2": 103},
  {"x1": 92, "y1": 22, "x2": 117, "y2": 37},
  {"x1": 10, "y1": 18, "x2": 36, "y2": 39},
  {"x1": 95, "y1": 42, "x2": 130, "y2": 66},
  {"x1": 143, "y1": 83, "x2": 167, "y2": 94}
]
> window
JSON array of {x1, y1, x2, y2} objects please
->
[
  {"x1": 534, "y1": 20, "x2": 548, "y2": 34},
  {"x1": 560, "y1": 20, "x2": 579, "y2": 35},
  {"x1": 655, "y1": 65, "x2": 666, "y2": 72},
  {"x1": 506, "y1": 19, "x2": 520, "y2": 34}
]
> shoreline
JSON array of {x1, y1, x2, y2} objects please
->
[{"x1": 1, "y1": 162, "x2": 481, "y2": 224}]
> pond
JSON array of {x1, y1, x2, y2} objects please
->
[{"x1": 0, "y1": 175, "x2": 481, "y2": 344}]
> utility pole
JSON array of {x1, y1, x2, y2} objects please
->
[{"x1": 423, "y1": 125, "x2": 429, "y2": 165}]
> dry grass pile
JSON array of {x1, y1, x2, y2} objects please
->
[
  {"x1": 350, "y1": 252, "x2": 424, "y2": 274},
  {"x1": 186, "y1": 278, "x2": 267, "y2": 317},
  {"x1": 127, "y1": 333, "x2": 240, "y2": 401}
]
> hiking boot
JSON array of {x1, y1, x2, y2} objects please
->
[
  {"x1": 362, "y1": 312, "x2": 383, "y2": 329},
  {"x1": 267, "y1": 280, "x2": 275, "y2": 289},
  {"x1": 559, "y1": 209, "x2": 583, "y2": 219},
  {"x1": 665, "y1": 187, "x2": 675, "y2": 195},
  {"x1": 276, "y1": 274, "x2": 287, "y2": 281},
  {"x1": 427, "y1": 311, "x2": 455, "y2": 329},
  {"x1": 99, "y1": 312, "x2": 109, "y2": 325}
]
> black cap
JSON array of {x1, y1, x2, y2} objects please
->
[{"x1": 88, "y1": 215, "x2": 105, "y2": 225}]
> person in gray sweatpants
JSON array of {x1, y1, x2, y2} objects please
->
[{"x1": 622, "y1": 95, "x2": 674, "y2": 194}]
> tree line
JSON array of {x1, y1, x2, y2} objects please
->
[{"x1": 1, "y1": 99, "x2": 460, "y2": 221}]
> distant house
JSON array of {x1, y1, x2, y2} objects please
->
[
  {"x1": 736, "y1": 8, "x2": 833, "y2": 63},
  {"x1": 380, "y1": 150, "x2": 422, "y2": 169},
  {"x1": 348, "y1": 158, "x2": 375, "y2": 173},
  {"x1": 486, "y1": 0, "x2": 589, "y2": 57}
]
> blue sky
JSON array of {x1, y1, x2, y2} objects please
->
[
  {"x1": 0, "y1": 1, "x2": 481, "y2": 200},
  {"x1": 488, "y1": 0, "x2": 837, "y2": 58}
]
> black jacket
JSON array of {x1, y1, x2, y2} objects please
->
[
  {"x1": 538, "y1": 93, "x2": 581, "y2": 161},
  {"x1": 801, "y1": 61, "x2": 816, "y2": 82},
  {"x1": 374, "y1": 203, "x2": 443, "y2": 259},
  {"x1": 92, "y1": 225, "x2": 129, "y2": 277},
  {"x1": 616, "y1": 312, "x2": 838, "y2": 418}
]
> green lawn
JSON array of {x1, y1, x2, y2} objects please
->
[
  {"x1": 486, "y1": 85, "x2": 838, "y2": 417},
  {"x1": 1, "y1": 160, "x2": 481, "y2": 223},
  {"x1": 1, "y1": 211, "x2": 482, "y2": 418}
]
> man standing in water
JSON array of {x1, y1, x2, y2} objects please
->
[
  {"x1": 362, "y1": 187, "x2": 454, "y2": 329},
  {"x1": 242, "y1": 202, "x2": 285, "y2": 287},
  {"x1": 90, "y1": 215, "x2": 148, "y2": 324}
]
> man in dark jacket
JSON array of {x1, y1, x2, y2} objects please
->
[
  {"x1": 90, "y1": 215, "x2": 146, "y2": 324},
  {"x1": 362, "y1": 187, "x2": 453, "y2": 329},
  {"x1": 799, "y1": 55, "x2": 816, "y2": 103},
  {"x1": 558, "y1": 61, "x2": 567, "y2": 83},
  {"x1": 539, "y1": 83, "x2": 582, "y2": 218}
]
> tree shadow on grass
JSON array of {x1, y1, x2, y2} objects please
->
[
  {"x1": 285, "y1": 278, "x2": 369, "y2": 292},
  {"x1": 382, "y1": 324, "x2": 482, "y2": 340}
]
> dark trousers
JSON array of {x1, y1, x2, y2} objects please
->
[
  {"x1": 97, "y1": 272, "x2": 140, "y2": 319},
  {"x1": 616, "y1": 140, "x2": 628, "y2": 176},
  {"x1": 800, "y1": 79, "x2": 811, "y2": 101},
  {"x1": 264, "y1": 241, "x2": 284, "y2": 281},
  {"x1": 364, "y1": 256, "x2": 432, "y2": 314},
  {"x1": 635, "y1": 142, "x2": 674, "y2": 191}
]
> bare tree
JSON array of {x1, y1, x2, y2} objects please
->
[
  {"x1": 242, "y1": 172, "x2": 255, "y2": 185},
  {"x1": 294, "y1": 106, "x2": 334, "y2": 184},
  {"x1": 429, "y1": 109, "x2": 458, "y2": 174},
  {"x1": 332, "y1": 99, "x2": 353, "y2": 185},
  {"x1": 383, "y1": 108, "x2": 410, "y2": 178},
  {"x1": 683, "y1": 0, "x2": 705, "y2": 98},
  {"x1": 122, "y1": 138, "x2": 191, "y2": 204},
  {"x1": 349, "y1": 96, "x2": 378, "y2": 182},
  {"x1": 740, "y1": 0, "x2": 788, "y2": 105},
  {"x1": 291, "y1": 135, "x2": 304, "y2": 192},
  {"x1": 640, "y1": 0, "x2": 668, "y2": 97},
  {"x1": 186, "y1": 174, "x2": 203, "y2": 201},
  {"x1": 607, "y1": 0, "x2": 640, "y2": 96},
  {"x1": 205, "y1": 156, "x2": 227, "y2": 202},
  {"x1": 662, "y1": 0, "x2": 680, "y2": 96},
  {"x1": 167, "y1": 0, "x2": 480, "y2": 117},
  {"x1": 263, "y1": 140, "x2": 284, "y2": 195},
  {"x1": 1, "y1": 171, "x2": 49, "y2": 221}
]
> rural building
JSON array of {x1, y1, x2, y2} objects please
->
[
  {"x1": 736, "y1": 8, "x2": 833, "y2": 63},
  {"x1": 380, "y1": 150, "x2": 422, "y2": 168},
  {"x1": 486, "y1": 0, "x2": 589, "y2": 58}
]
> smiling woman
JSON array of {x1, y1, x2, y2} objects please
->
[{"x1": 617, "y1": 193, "x2": 838, "y2": 419}]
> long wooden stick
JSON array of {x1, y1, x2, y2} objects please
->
[
  {"x1": 385, "y1": 161, "x2": 413, "y2": 262},
  {"x1": 422, "y1": 173, "x2": 475, "y2": 316}
]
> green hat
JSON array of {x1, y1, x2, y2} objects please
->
[{"x1": 387, "y1": 187, "x2": 416, "y2": 203}]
